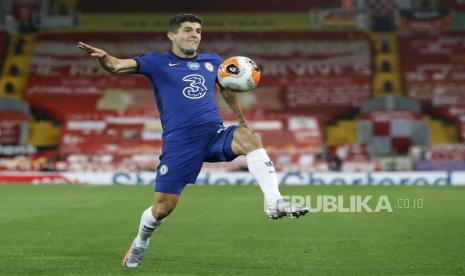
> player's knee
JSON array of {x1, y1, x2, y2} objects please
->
[
  {"x1": 152, "y1": 197, "x2": 178, "y2": 219},
  {"x1": 235, "y1": 127, "x2": 262, "y2": 153},
  {"x1": 245, "y1": 135, "x2": 262, "y2": 153},
  {"x1": 152, "y1": 203, "x2": 176, "y2": 219}
]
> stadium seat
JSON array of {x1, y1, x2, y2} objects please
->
[
  {"x1": 28, "y1": 121, "x2": 61, "y2": 147},
  {"x1": 326, "y1": 120, "x2": 357, "y2": 145}
]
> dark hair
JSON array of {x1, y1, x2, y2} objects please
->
[{"x1": 168, "y1": 13, "x2": 203, "y2": 33}]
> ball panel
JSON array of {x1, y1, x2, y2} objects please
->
[
  {"x1": 251, "y1": 67, "x2": 260, "y2": 86},
  {"x1": 217, "y1": 56, "x2": 260, "y2": 93},
  {"x1": 218, "y1": 57, "x2": 240, "y2": 79}
]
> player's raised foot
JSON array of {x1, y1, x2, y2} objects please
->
[
  {"x1": 266, "y1": 198, "x2": 309, "y2": 220},
  {"x1": 123, "y1": 240, "x2": 148, "y2": 268}
]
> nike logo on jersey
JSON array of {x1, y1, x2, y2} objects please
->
[{"x1": 168, "y1": 62, "x2": 180, "y2": 66}]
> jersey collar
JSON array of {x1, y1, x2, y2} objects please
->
[{"x1": 168, "y1": 50, "x2": 198, "y2": 61}]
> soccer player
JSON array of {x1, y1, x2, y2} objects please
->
[{"x1": 77, "y1": 13, "x2": 308, "y2": 268}]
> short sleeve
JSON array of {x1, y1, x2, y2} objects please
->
[{"x1": 133, "y1": 51, "x2": 159, "y2": 75}]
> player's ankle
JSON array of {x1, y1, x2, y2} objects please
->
[
  {"x1": 265, "y1": 196, "x2": 282, "y2": 207},
  {"x1": 134, "y1": 237, "x2": 149, "y2": 248}
]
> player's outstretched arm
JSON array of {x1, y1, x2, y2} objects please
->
[
  {"x1": 216, "y1": 83, "x2": 253, "y2": 131},
  {"x1": 77, "y1": 42, "x2": 137, "y2": 74}
]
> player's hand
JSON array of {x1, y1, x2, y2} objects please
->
[{"x1": 77, "y1": 42, "x2": 108, "y2": 58}]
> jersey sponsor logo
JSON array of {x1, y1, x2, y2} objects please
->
[
  {"x1": 182, "y1": 74, "x2": 207, "y2": 99},
  {"x1": 205, "y1": 62, "x2": 214, "y2": 72},
  {"x1": 159, "y1": 164, "x2": 169, "y2": 175},
  {"x1": 187, "y1": 62, "x2": 200, "y2": 70},
  {"x1": 169, "y1": 62, "x2": 180, "y2": 66}
]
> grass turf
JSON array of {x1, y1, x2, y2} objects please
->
[{"x1": 0, "y1": 184, "x2": 464, "y2": 275}]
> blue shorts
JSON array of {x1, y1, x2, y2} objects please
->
[{"x1": 155, "y1": 124, "x2": 239, "y2": 195}]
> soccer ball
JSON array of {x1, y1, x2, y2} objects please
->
[{"x1": 217, "y1": 56, "x2": 260, "y2": 92}]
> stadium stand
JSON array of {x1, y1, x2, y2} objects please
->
[
  {"x1": 2, "y1": 0, "x2": 465, "y2": 173},
  {"x1": 16, "y1": 31, "x2": 373, "y2": 171}
]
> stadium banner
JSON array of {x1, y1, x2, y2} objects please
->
[
  {"x1": 0, "y1": 112, "x2": 30, "y2": 145},
  {"x1": 0, "y1": 171, "x2": 464, "y2": 186},
  {"x1": 399, "y1": 8, "x2": 452, "y2": 29},
  {"x1": 426, "y1": 144, "x2": 465, "y2": 160},
  {"x1": 75, "y1": 13, "x2": 314, "y2": 32},
  {"x1": 0, "y1": 121, "x2": 21, "y2": 144},
  {"x1": 313, "y1": 8, "x2": 368, "y2": 30},
  {"x1": 452, "y1": 171, "x2": 465, "y2": 184},
  {"x1": 415, "y1": 160, "x2": 465, "y2": 171},
  {"x1": 0, "y1": 144, "x2": 37, "y2": 156},
  {"x1": 399, "y1": 31, "x2": 465, "y2": 106}
]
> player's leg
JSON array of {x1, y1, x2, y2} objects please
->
[
  {"x1": 152, "y1": 192, "x2": 179, "y2": 219},
  {"x1": 124, "y1": 139, "x2": 205, "y2": 267},
  {"x1": 231, "y1": 127, "x2": 309, "y2": 219},
  {"x1": 123, "y1": 191, "x2": 180, "y2": 268},
  {"x1": 231, "y1": 127, "x2": 282, "y2": 205},
  {"x1": 135, "y1": 192, "x2": 179, "y2": 244},
  {"x1": 136, "y1": 191, "x2": 179, "y2": 242}
]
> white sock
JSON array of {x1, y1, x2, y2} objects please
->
[
  {"x1": 134, "y1": 207, "x2": 163, "y2": 247},
  {"x1": 247, "y1": 148, "x2": 282, "y2": 206}
]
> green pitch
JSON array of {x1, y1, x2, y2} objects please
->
[{"x1": 1, "y1": 184, "x2": 464, "y2": 275}]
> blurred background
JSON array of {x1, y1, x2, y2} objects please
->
[{"x1": 1, "y1": 0, "x2": 465, "y2": 176}]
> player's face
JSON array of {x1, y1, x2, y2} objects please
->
[{"x1": 168, "y1": 22, "x2": 202, "y2": 57}]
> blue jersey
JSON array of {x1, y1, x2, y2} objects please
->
[{"x1": 134, "y1": 50, "x2": 223, "y2": 139}]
